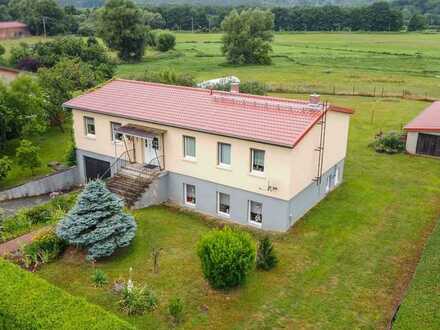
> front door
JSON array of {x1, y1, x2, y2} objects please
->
[{"x1": 144, "y1": 136, "x2": 160, "y2": 168}]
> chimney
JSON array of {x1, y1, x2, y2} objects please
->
[
  {"x1": 230, "y1": 82, "x2": 240, "y2": 93},
  {"x1": 309, "y1": 93, "x2": 320, "y2": 105}
]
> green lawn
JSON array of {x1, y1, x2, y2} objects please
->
[
  {"x1": 0, "y1": 123, "x2": 72, "y2": 189},
  {"x1": 393, "y1": 219, "x2": 440, "y2": 330},
  {"x1": 38, "y1": 96, "x2": 440, "y2": 329},
  {"x1": 117, "y1": 32, "x2": 440, "y2": 99}
]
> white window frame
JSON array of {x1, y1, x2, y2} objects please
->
[
  {"x1": 184, "y1": 183, "x2": 196, "y2": 207},
  {"x1": 248, "y1": 200, "x2": 263, "y2": 227},
  {"x1": 183, "y1": 135, "x2": 196, "y2": 161},
  {"x1": 217, "y1": 142, "x2": 231, "y2": 168},
  {"x1": 250, "y1": 149, "x2": 265, "y2": 174},
  {"x1": 111, "y1": 122, "x2": 123, "y2": 143},
  {"x1": 84, "y1": 116, "x2": 95, "y2": 137},
  {"x1": 217, "y1": 192, "x2": 230, "y2": 218}
]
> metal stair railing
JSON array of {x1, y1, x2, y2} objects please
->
[{"x1": 99, "y1": 149, "x2": 134, "y2": 180}]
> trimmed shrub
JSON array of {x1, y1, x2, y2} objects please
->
[
  {"x1": 197, "y1": 227, "x2": 256, "y2": 289},
  {"x1": 0, "y1": 259, "x2": 134, "y2": 329},
  {"x1": 156, "y1": 32, "x2": 176, "y2": 52},
  {"x1": 256, "y1": 236, "x2": 278, "y2": 271},
  {"x1": 168, "y1": 297, "x2": 184, "y2": 325},
  {"x1": 372, "y1": 131, "x2": 405, "y2": 154},
  {"x1": 91, "y1": 269, "x2": 109, "y2": 287},
  {"x1": 119, "y1": 284, "x2": 158, "y2": 315},
  {"x1": 57, "y1": 180, "x2": 137, "y2": 261}
]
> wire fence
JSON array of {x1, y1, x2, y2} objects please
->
[{"x1": 268, "y1": 83, "x2": 438, "y2": 102}]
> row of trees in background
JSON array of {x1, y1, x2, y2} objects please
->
[{"x1": 0, "y1": 0, "x2": 430, "y2": 37}]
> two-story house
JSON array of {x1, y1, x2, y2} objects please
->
[{"x1": 64, "y1": 79, "x2": 353, "y2": 232}]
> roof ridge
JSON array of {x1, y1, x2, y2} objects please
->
[{"x1": 115, "y1": 79, "x2": 211, "y2": 95}]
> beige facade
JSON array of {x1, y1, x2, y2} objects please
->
[{"x1": 72, "y1": 108, "x2": 350, "y2": 202}]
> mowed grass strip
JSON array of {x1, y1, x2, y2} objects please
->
[
  {"x1": 393, "y1": 219, "x2": 440, "y2": 330},
  {"x1": 37, "y1": 96, "x2": 440, "y2": 329}
]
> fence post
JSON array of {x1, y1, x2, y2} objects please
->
[
  {"x1": 333, "y1": 86, "x2": 335, "y2": 95},
  {"x1": 373, "y1": 87, "x2": 376, "y2": 97},
  {"x1": 382, "y1": 87, "x2": 384, "y2": 97},
  {"x1": 352, "y1": 86, "x2": 355, "y2": 96}
]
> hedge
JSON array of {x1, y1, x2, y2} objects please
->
[{"x1": 0, "y1": 259, "x2": 134, "y2": 330}]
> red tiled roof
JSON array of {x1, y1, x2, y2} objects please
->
[
  {"x1": 404, "y1": 101, "x2": 440, "y2": 132},
  {"x1": 64, "y1": 79, "x2": 352, "y2": 148},
  {"x1": 0, "y1": 21, "x2": 27, "y2": 29}
]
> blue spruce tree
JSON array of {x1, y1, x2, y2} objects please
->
[{"x1": 56, "y1": 180, "x2": 137, "y2": 261}]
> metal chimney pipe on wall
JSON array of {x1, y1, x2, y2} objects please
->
[{"x1": 230, "y1": 82, "x2": 240, "y2": 93}]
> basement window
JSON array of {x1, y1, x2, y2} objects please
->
[
  {"x1": 248, "y1": 200, "x2": 263, "y2": 227},
  {"x1": 184, "y1": 183, "x2": 196, "y2": 206}
]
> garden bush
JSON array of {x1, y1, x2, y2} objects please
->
[
  {"x1": 156, "y1": 32, "x2": 176, "y2": 52},
  {"x1": 23, "y1": 227, "x2": 67, "y2": 265},
  {"x1": 119, "y1": 284, "x2": 158, "y2": 315},
  {"x1": 0, "y1": 259, "x2": 134, "y2": 329},
  {"x1": 91, "y1": 269, "x2": 109, "y2": 287},
  {"x1": 256, "y1": 236, "x2": 278, "y2": 271},
  {"x1": 23, "y1": 204, "x2": 52, "y2": 225},
  {"x1": 168, "y1": 297, "x2": 184, "y2": 325},
  {"x1": 372, "y1": 131, "x2": 405, "y2": 154},
  {"x1": 197, "y1": 227, "x2": 256, "y2": 289}
]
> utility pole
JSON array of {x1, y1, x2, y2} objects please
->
[
  {"x1": 42, "y1": 16, "x2": 47, "y2": 39},
  {"x1": 191, "y1": 16, "x2": 194, "y2": 33}
]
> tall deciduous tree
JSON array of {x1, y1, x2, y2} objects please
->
[
  {"x1": 56, "y1": 180, "x2": 137, "y2": 261},
  {"x1": 37, "y1": 58, "x2": 100, "y2": 130},
  {"x1": 408, "y1": 14, "x2": 427, "y2": 31},
  {"x1": 98, "y1": 0, "x2": 146, "y2": 62},
  {"x1": 221, "y1": 8, "x2": 274, "y2": 65},
  {"x1": 0, "y1": 75, "x2": 46, "y2": 151}
]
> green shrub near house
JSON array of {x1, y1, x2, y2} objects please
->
[
  {"x1": 197, "y1": 227, "x2": 256, "y2": 289},
  {"x1": 0, "y1": 259, "x2": 134, "y2": 329}
]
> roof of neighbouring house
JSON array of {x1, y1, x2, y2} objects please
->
[
  {"x1": 404, "y1": 101, "x2": 440, "y2": 132},
  {"x1": 64, "y1": 79, "x2": 353, "y2": 148},
  {"x1": 0, "y1": 21, "x2": 27, "y2": 29}
]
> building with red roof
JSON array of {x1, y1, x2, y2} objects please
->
[
  {"x1": 0, "y1": 21, "x2": 29, "y2": 40},
  {"x1": 404, "y1": 101, "x2": 440, "y2": 157},
  {"x1": 65, "y1": 79, "x2": 353, "y2": 231}
]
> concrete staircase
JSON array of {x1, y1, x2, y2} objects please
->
[{"x1": 106, "y1": 165, "x2": 160, "y2": 207}]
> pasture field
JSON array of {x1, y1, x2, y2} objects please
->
[
  {"x1": 38, "y1": 96, "x2": 440, "y2": 329},
  {"x1": 118, "y1": 32, "x2": 440, "y2": 98}
]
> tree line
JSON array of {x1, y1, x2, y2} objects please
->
[{"x1": 0, "y1": 0, "x2": 431, "y2": 34}]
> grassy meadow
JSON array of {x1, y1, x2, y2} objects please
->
[
  {"x1": 38, "y1": 96, "x2": 440, "y2": 329},
  {"x1": 117, "y1": 32, "x2": 440, "y2": 99}
]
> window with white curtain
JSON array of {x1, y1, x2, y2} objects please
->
[
  {"x1": 111, "y1": 122, "x2": 123, "y2": 142},
  {"x1": 184, "y1": 184, "x2": 196, "y2": 206},
  {"x1": 218, "y1": 142, "x2": 231, "y2": 166},
  {"x1": 84, "y1": 117, "x2": 95, "y2": 136},
  {"x1": 183, "y1": 136, "x2": 196, "y2": 159},
  {"x1": 217, "y1": 192, "x2": 230, "y2": 216},
  {"x1": 248, "y1": 200, "x2": 263, "y2": 226},
  {"x1": 251, "y1": 149, "x2": 265, "y2": 173}
]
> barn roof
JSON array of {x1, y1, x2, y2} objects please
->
[
  {"x1": 404, "y1": 101, "x2": 440, "y2": 132},
  {"x1": 0, "y1": 21, "x2": 27, "y2": 29}
]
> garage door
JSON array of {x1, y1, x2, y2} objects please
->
[
  {"x1": 84, "y1": 156, "x2": 111, "y2": 181},
  {"x1": 416, "y1": 133, "x2": 440, "y2": 157}
]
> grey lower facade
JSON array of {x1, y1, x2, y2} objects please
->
[{"x1": 76, "y1": 148, "x2": 344, "y2": 232}]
